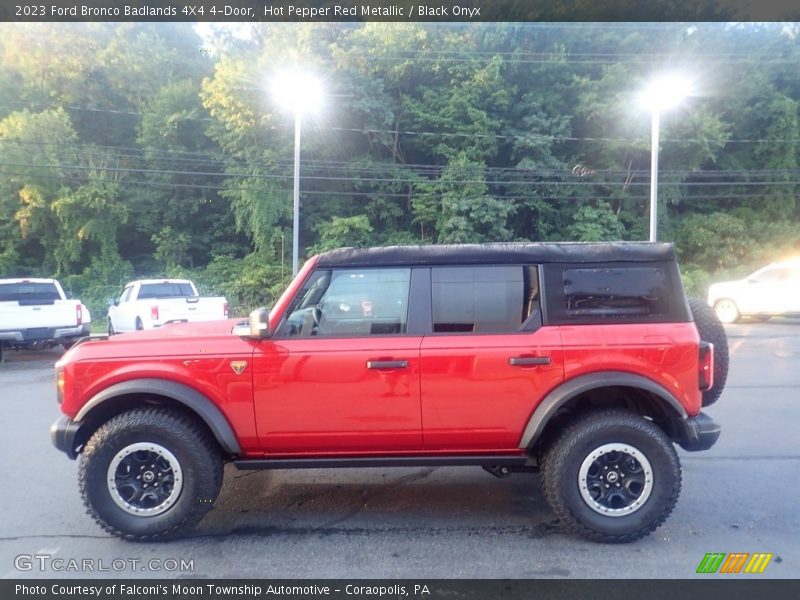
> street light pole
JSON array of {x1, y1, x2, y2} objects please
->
[
  {"x1": 292, "y1": 113, "x2": 301, "y2": 276},
  {"x1": 271, "y1": 69, "x2": 323, "y2": 277},
  {"x1": 649, "y1": 109, "x2": 660, "y2": 242},
  {"x1": 639, "y1": 74, "x2": 690, "y2": 243}
]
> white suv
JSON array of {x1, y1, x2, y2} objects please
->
[{"x1": 707, "y1": 259, "x2": 800, "y2": 323}]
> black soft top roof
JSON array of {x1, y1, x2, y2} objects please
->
[{"x1": 316, "y1": 242, "x2": 676, "y2": 268}]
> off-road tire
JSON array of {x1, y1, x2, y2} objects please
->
[
  {"x1": 78, "y1": 408, "x2": 223, "y2": 541},
  {"x1": 541, "y1": 409, "x2": 681, "y2": 543},
  {"x1": 688, "y1": 297, "x2": 729, "y2": 406}
]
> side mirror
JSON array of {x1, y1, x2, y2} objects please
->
[
  {"x1": 107, "y1": 298, "x2": 118, "y2": 307},
  {"x1": 248, "y1": 307, "x2": 272, "y2": 339}
]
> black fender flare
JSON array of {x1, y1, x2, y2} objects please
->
[
  {"x1": 75, "y1": 378, "x2": 242, "y2": 454},
  {"x1": 518, "y1": 371, "x2": 688, "y2": 449}
]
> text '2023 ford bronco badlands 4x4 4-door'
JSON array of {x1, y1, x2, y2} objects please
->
[{"x1": 51, "y1": 242, "x2": 727, "y2": 542}]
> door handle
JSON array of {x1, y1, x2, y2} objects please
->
[
  {"x1": 366, "y1": 360, "x2": 408, "y2": 370},
  {"x1": 509, "y1": 356, "x2": 551, "y2": 367}
]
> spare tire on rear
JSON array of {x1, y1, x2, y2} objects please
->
[{"x1": 688, "y1": 297, "x2": 729, "y2": 406}]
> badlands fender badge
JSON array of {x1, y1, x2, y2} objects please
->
[{"x1": 230, "y1": 361, "x2": 248, "y2": 375}]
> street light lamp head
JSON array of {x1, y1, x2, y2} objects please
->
[
  {"x1": 640, "y1": 74, "x2": 692, "y2": 113},
  {"x1": 272, "y1": 70, "x2": 323, "y2": 116}
]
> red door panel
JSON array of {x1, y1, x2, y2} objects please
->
[
  {"x1": 420, "y1": 328, "x2": 564, "y2": 451},
  {"x1": 253, "y1": 337, "x2": 423, "y2": 454}
]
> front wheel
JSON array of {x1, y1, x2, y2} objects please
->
[
  {"x1": 79, "y1": 408, "x2": 223, "y2": 541},
  {"x1": 713, "y1": 298, "x2": 740, "y2": 324},
  {"x1": 107, "y1": 318, "x2": 115, "y2": 336},
  {"x1": 541, "y1": 410, "x2": 681, "y2": 543}
]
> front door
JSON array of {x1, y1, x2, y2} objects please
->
[
  {"x1": 252, "y1": 267, "x2": 423, "y2": 454},
  {"x1": 741, "y1": 266, "x2": 794, "y2": 314}
]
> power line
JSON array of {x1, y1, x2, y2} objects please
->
[
  {"x1": 329, "y1": 126, "x2": 800, "y2": 145},
  {"x1": 0, "y1": 101, "x2": 213, "y2": 122},
  {"x1": 334, "y1": 54, "x2": 800, "y2": 66},
  {"x1": 0, "y1": 168, "x2": 793, "y2": 203},
  {"x1": 5, "y1": 160, "x2": 800, "y2": 188},
  {"x1": 2, "y1": 118, "x2": 796, "y2": 146}
]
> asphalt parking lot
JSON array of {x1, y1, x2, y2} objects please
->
[{"x1": 1, "y1": 320, "x2": 798, "y2": 579}]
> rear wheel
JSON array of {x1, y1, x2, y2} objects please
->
[
  {"x1": 541, "y1": 410, "x2": 681, "y2": 543},
  {"x1": 135, "y1": 317, "x2": 144, "y2": 331},
  {"x1": 690, "y1": 297, "x2": 729, "y2": 406},
  {"x1": 79, "y1": 408, "x2": 223, "y2": 541}
]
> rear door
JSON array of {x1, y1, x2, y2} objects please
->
[
  {"x1": 740, "y1": 266, "x2": 792, "y2": 314},
  {"x1": 791, "y1": 266, "x2": 800, "y2": 313},
  {"x1": 419, "y1": 265, "x2": 564, "y2": 451}
]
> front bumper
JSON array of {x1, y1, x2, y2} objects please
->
[
  {"x1": 673, "y1": 412, "x2": 721, "y2": 451},
  {"x1": 50, "y1": 416, "x2": 83, "y2": 459}
]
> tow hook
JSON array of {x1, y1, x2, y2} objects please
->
[{"x1": 482, "y1": 464, "x2": 512, "y2": 478}]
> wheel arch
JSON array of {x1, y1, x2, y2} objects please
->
[
  {"x1": 74, "y1": 378, "x2": 242, "y2": 456},
  {"x1": 519, "y1": 371, "x2": 688, "y2": 451}
]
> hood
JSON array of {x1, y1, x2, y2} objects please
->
[
  {"x1": 114, "y1": 318, "x2": 241, "y2": 340},
  {"x1": 59, "y1": 318, "x2": 252, "y2": 364}
]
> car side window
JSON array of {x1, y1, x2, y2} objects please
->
[
  {"x1": 563, "y1": 267, "x2": 667, "y2": 317},
  {"x1": 118, "y1": 287, "x2": 132, "y2": 304},
  {"x1": 754, "y1": 267, "x2": 790, "y2": 283},
  {"x1": 431, "y1": 265, "x2": 538, "y2": 333},
  {"x1": 278, "y1": 268, "x2": 412, "y2": 337}
]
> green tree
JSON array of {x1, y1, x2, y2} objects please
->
[
  {"x1": 0, "y1": 108, "x2": 78, "y2": 270},
  {"x1": 435, "y1": 154, "x2": 513, "y2": 243},
  {"x1": 51, "y1": 179, "x2": 127, "y2": 275},
  {"x1": 310, "y1": 215, "x2": 373, "y2": 253},
  {"x1": 566, "y1": 202, "x2": 626, "y2": 242}
]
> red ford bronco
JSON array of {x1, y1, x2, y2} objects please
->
[{"x1": 51, "y1": 243, "x2": 727, "y2": 542}]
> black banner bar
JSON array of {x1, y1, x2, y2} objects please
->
[
  {"x1": 4, "y1": 580, "x2": 800, "y2": 600},
  {"x1": 2, "y1": 0, "x2": 800, "y2": 23}
]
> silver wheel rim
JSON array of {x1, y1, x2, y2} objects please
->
[
  {"x1": 578, "y1": 443, "x2": 653, "y2": 517},
  {"x1": 107, "y1": 442, "x2": 183, "y2": 516},
  {"x1": 714, "y1": 300, "x2": 738, "y2": 323}
]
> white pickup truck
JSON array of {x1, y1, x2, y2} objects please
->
[
  {"x1": 107, "y1": 279, "x2": 228, "y2": 334},
  {"x1": 0, "y1": 278, "x2": 91, "y2": 354}
]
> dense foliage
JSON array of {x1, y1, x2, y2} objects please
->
[{"x1": 1, "y1": 22, "x2": 798, "y2": 319}]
